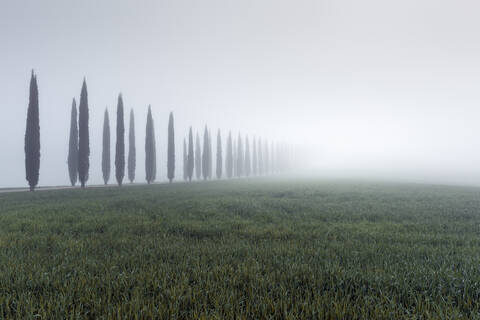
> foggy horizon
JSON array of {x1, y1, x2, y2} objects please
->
[{"x1": 3, "y1": 0, "x2": 480, "y2": 188}]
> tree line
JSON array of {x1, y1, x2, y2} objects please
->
[
  {"x1": 24, "y1": 72, "x2": 292, "y2": 191},
  {"x1": 180, "y1": 127, "x2": 283, "y2": 182}
]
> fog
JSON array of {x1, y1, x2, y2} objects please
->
[{"x1": 2, "y1": 0, "x2": 480, "y2": 188}]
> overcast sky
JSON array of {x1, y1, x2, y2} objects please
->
[{"x1": 2, "y1": 0, "x2": 480, "y2": 187}]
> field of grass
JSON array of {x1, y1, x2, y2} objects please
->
[{"x1": 1, "y1": 178, "x2": 480, "y2": 319}]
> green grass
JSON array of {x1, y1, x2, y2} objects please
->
[{"x1": 1, "y1": 178, "x2": 480, "y2": 319}]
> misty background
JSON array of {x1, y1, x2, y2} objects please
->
[{"x1": 1, "y1": 0, "x2": 480, "y2": 188}]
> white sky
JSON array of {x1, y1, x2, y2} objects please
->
[{"x1": 1, "y1": 0, "x2": 480, "y2": 187}]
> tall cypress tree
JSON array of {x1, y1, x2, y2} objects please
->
[
  {"x1": 78, "y1": 79, "x2": 89, "y2": 188},
  {"x1": 236, "y1": 134, "x2": 244, "y2": 177},
  {"x1": 207, "y1": 130, "x2": 213, "y2": 179},
  {"x1": 245, "y1": 136, "x2": 251, "y2": 177},
  {"x1": 258, "y1": 138, "x2": 263, "y2": 175},
  {"x1": 264, "y1": 139, "x2": 269, "y2": 175},
  {"x1": 195, "y1": 133, "x2": 202, "y2": 180},
  {"x1": 276, "y1": 143, "x2": 280, "y2": 172},
  {"x1": 226, "y1": 132, "x2": 233, "y2": 179},
  {"x1": 67, "y1": 98, "x2": 78, "y2": 186},
  {"x1": 145, "y1": 105, "x2": 156, "y2": 184},
  {"x1": 202, "y1": 126, "x2": 209, "y2": 180},
  {"x1": 183, "y1": 138, "x2": 188, "y2": 181},
  {"x1": 152, "y1": 122, "x2": 157, "y2": 183},
  {"x1": 25, "y1": 70, "x2": 40, "y2": 191},
  {"x1": 216, "y1": 130, "x2": 222, "y2": 179},
  {"x1": 252, "y1": 137, "x2": 257, "y2": 176},
  {"x1": 187, "y1": 127, "x2": 194, "y2": 182},
  {"x1": 127, "y1": 109, "x2": 136, "y2": 183},
  {"x1": 167, "y1": 112, "x2": 175, "y2": 183},
  {"x1": 115, "y1": 94, "x2": 125, "y2": 186},
  {"x1": 233, "y1": 139, "x2": 237, "y2": 178},
  {"x1": 102, "y1": 108, "x2": 110, "y2": 184},
  {"x1": 270, "y1": 141, "x2": 277, "y2": 173}
]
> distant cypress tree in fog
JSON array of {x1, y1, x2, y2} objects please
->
[
  {"x1": 115, "y1": 94, "x2": 125, "y2": 186},
  {"x1": 195, "y1": 133, "x2": 202, "y2": 180},
  {"x1": 202, "y1": 126, "x2": 209, "y2": 180},
  {"x1": 183, "y1": 138, "x2": 187, "y2": 181},
  {"x1": 128, "y1": 109, "x2": 136, "y2": 183},
  {"x1": 216, "y1": 130, "x2": 222, "y2": 179},
  {"x1": 102, "y1": 108, "x2": 110, "y2": 184},
  {"x1": 187, "y1": 127, "x2": 194, "y2": 182},
  {"x1": 271, "y1": 141, "x2": 275, "y2": 174},
  {"x1": 252, "y1": 137, "x2": 257, "y2": 176},
  {"x1": 25, "y1": 70, "x2": 40, "y2": 191},
  {"x1": 145, "y1": 106, "x2": 156, "y2": 184},
  {"x1": 205, "y1": 131, "x2": 210, "y2": 179},
  {"x1": 258, "y1": 138, "x2": 263, "y2": 175},
  {"x1": 245, "y1": 136, "x2": 251, "y2": 177},
  {"x1": 264, "y1": 139, "x2": 269, "y2": 175},
  {"x1": 208, "y1": 130, "x2": 213, "y2": 179},
  {"x1": 233, "y1": 139, "x2": 237, "y2": 177},
  {"x1": 152, "y1": 135, "x2": 157, "y2": 182},
  {"x1": 78, "y1": 79, "x2": 89, "y2": 188},
  {"x1": 68, "y1": 98, "x2": 78, "y2": 186},
  {"x1": 226, "y1": 132, "x2": 233, "y2": 179},
  {"x1": 167, "y1": 112, "x2": 175, "y2": 183},
  {"x1": 236, "y1": 134, "x2": 244, "y2": 177},
  {"x1": 276, "y1": 142, "x2": 281, "y2": 173}
]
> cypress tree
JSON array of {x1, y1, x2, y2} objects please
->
[
  {"x1": 276, "y1": 143, "x2": 280, "y2": 172},
  {"x1": 264, "y1": 139, "x2": 269, "y2": 175},
  {"x1": 25, "y1": 70, "x2": 40, "y2": 191},
  {"x1": 187, "y1": 127, "x2": 194, "y2": 181},
  {"x1": 78, "y1": 79, "x2": 89, "y2": 188},
  {"x1": 128, "y1": 109, "x2": 136, "y2": 183},
  {"x1": 207, "y1": 130, "x2": 213, "y2": 179},
  {"x1": 152, "y1": 124, "x2": 157, "y2": 183},
  {"x1": 102, "y1": 108, "x2": 110, "y2": 184},
  {"x1": 236, "y1": 134, "x2": 244, "y2": 177},
  {"x1": 145, "y1": 105, "x2": 156, "y2": 184},
  {"x1": 183, "y1": 138, "x2": 188, "y2": 181},
  {"x1": 167, "y1": 112, "x2": 175, "y2": 183},
  {"x1": 115, "y1": 94, "x2": 125, "y2": 186},
  {"x1": 67, "y1": 98, "x2": 78, "y2": 186},
  {"x1": 258, "y1": 138, "x2": 263, "y2": 175},
  {"x1": 202, "y1": 126, "x2": 209, "y2": 180},
  {"x1": 195, "y1": 133, "x2": 202, "y2": 180},
  {"x1": 252, "y1": 137, "x2": 257, "y2": 176},
  {"x1": 233, "y1": 139, "x2": 237, "y2": 177},
  {"x1": 271, "y1": 141, "x2": 275, "y2": 174},
  {"x1": 216, "y1": 130, "x2": 222, "y2": 179},
  {"x1": 226, "y1": 132, "x2": 233, "y2": 179},
  {"x1": 245, "y1": 136, "x2": 251, "y2": 177}
]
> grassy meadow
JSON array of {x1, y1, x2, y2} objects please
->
[{"x1": 1, "y1": 178, "x2": 480, "y2": 319}]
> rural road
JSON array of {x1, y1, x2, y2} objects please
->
[{"x1": 0, "y1": 182, "x2": 162, "y2": 194}]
